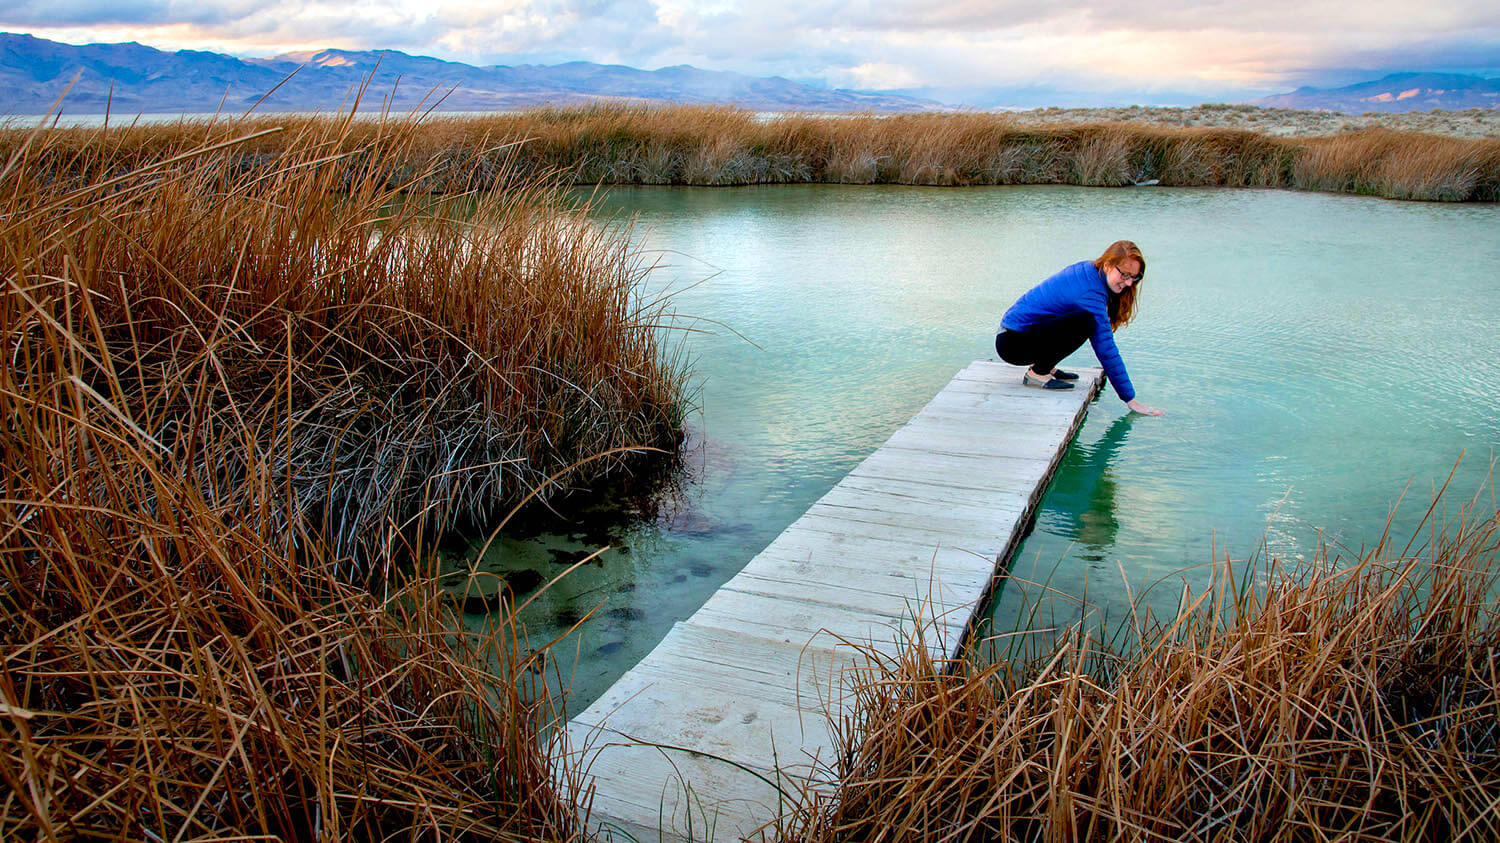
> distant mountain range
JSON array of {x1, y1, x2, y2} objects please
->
[
  {"x1": 0, "y1": 32, "x2": 940, "y2": 116},
  {"x1": 3, "y1": 32, "x2": 1496, "y2": 117},
  {"x1": 1251, "y1": 72, "x2": 1500, "y2": 112}
]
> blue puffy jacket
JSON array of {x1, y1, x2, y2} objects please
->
[{"x1": 998, "y1": 260, "x2": 1135, "y2": 402}]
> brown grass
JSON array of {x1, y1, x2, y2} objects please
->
[
  {"x1": 0, "y1": 453, "x2": 579, "y2": 838},
  {"x1": 790, "y1": 488, "x2": 1500, "y2": 840},
  {"x1": 0, "y1": 109, "x2": 687, "y2": 837},
  {"x1": 10, "y1": 105, "x2": 1497, "y2": 200},
  {"x1": 7, "y1": 100, "x2": 1496, "y2": 839},
  {"x1": 2, "y1": 110, "x2": 685, "y2": 565}
]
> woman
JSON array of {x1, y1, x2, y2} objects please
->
[{"x1": 995, "y1": 240, "x2": 1164, "y2": 416}]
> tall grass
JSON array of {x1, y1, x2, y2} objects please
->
[
  {"x1": 790, "y1": 489, "x2": 1500, "y2": 840},
  {"x1": 10, "y1": 105, "x2": 1497, "y2": 200},
  {"x1": 0, "y1": 434, "x2": 578, "y2": 837},
  {"x1": 2, "y1": 110, "x2": 685, "y2": 564},
  {"x1": 1, "y1": 110, "x2": 686, "y2": 836}
]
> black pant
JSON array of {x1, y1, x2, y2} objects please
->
[{"x1": 995, "y1": 311, "x2": 1092, "y2": 374}]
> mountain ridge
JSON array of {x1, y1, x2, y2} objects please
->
[
  {"x1": 1251, "y1": 72, "x2": 1500, "y2": 112},
  {"x1": 0, "y1": 32, "x2": 943, "y2": 115},
  {"x1": 4, "y1": 32, "x2": 1496, "y2": 117}
]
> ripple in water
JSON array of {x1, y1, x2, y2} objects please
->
[{"x1": 474, "y1": 184, "x2": 1500, "y2": 709}]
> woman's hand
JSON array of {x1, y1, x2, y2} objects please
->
[{"x1": 1127, "y1": 398, "x2": 1165, "y2": 416}]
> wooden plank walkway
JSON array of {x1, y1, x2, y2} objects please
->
[{"x1": 564, "y1": 361, "x2": 1105, "y2": 841}]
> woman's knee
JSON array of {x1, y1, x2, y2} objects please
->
[{"x1": 995, "y1": 331, "x2": 1028, "y2": 366}]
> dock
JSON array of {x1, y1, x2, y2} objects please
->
[{"x1": 564, "y1": 361, "x2": 1105, "y2": 841}]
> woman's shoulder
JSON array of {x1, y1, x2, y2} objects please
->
[
  {"x1": 1055, "y1": 260, "x2": 1103, "y2": 288},
  {"x1": 1039, "y1": 260, "x2": 1094, "y2": 284}
]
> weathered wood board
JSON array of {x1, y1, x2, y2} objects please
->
[{"x1": 564, "y1": 361, "x2": 1106, "y2": 841}]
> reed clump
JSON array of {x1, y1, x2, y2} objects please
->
[
  {"x1": 791, "y1": 497, "x2": 1500, "y2": 840},
  {"x1": 2, "y1": 112, "x2": 685, "y2": 563},
  {"x1": 0, "y1": 110, "x2": 687, "y2": 836},
  {"x1": 0, "y1": 436, "x2": 579, "y2": 837},
  {"x1": 9, "y1": 105, "x2": 1497, "y2": 200}
]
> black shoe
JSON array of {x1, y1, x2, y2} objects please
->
[
  {"x1": 1051, "y1": 368, "x2": 1080, "y2": 381},
  {"x1": 1023, "y1": 371, "x2": 1075, "y2": 390}
]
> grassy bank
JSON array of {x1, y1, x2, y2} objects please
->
[
  {"x1": 9, "y1": 105, "x2": 1500, "y2": 201},
  {"x1": 0, "y1": 448, "x2": 578, "y2": 837},
  {"x1": 8, "y1": 105, "x2": 1499, "y2": 840},
  {"x1": 792, "y1": 492, "x2": 1500, "y2": 840},
  {"x1": 2, "y1": 112, "x2": 685, "y2": 563},
  {"x1": 987, "y1": 103, "x2": 1500, "y2": 140},
  {"x1": 1, "y1": 113, "x2": 684, "y2": 836}
]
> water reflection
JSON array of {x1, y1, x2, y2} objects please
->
[
  {"x1": 1044, "y1": 411, "x2": 1135, "y2": 559},
  {"x1": 464, "y1": 185, "x2": 1499, "y2": 712},
  {"x1": 971, "y1": 410, "x2": 1137, "y2": 658}
]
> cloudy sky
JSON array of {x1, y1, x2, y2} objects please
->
[{"x1": 6, "y1": 0, "x2": 1500, "y2": 104}]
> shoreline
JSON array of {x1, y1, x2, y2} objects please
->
[
  {"x1": 9, "y1": 107, "x2": 1499, "y2": 202},
  {"x1": 11, "y1": 104, "x2": 1500, "y2": 140},
  {"x1": 6, "y1": 105, "x2": 1498, "y2": 840},
  {"x1": 999, "y1": 104, "x2": 1500, "y2": 139}
]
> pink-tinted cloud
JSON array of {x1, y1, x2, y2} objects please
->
[{"x1": 4, "y1": 0, "x2": 1497, "y2": 101}]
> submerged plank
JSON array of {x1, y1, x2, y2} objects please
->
[{"x1": 565, "y1": 361, "x2": 1104, "y2": 840}]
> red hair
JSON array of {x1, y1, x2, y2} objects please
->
[{"x1": 1093, "y1": 240, "x2": 1146, "y2": 331}]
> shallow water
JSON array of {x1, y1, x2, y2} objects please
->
[{"x1": 447, "y1": 184, "x2": 1499, "y2": 709}]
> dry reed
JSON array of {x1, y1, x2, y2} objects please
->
[
  {"x1": 790, "y1": 488, "x2": 1500, "y2": 840},
  {"x1": 2, "y1": 109, "x2": 685, "y2": 564},
  {"x1": 1, "y1": 107, "x2": 687, "y2": 837},
  {"x1": 9, "y1": 105, "x2": 1497, "y2": 200},
  {"x1": 0, "y1": 446, "x2": 579, "y2": 838}
]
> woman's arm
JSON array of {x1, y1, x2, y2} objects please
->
[
  {"x1": 1126, "y1": 398, "x2": 1165, "y2": 416},
  {"x1": 1087, "y1": 312, "x2": 1136, "y2": 402}
]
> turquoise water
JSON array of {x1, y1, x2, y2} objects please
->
[{"x1": 450, "y1": 184, "x2": 1499, "y2": 709}]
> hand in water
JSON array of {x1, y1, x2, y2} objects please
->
[{"x1": 1127, "y1": 398, "x2": 1165, "y2": 416}]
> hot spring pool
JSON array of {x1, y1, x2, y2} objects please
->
[{"x1": 446, "y1": 184, "x2": 1499, "y2": 708}]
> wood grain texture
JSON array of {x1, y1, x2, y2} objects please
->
[{"x1": 563, "y1": 362, "x2": 1105, "y2": 840}]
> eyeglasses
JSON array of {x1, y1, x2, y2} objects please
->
[{"x1": 1117, "y1": 267, "x2": 1142, "y2": 283}]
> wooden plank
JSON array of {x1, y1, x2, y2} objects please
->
[
  {"x1": 830, "y1": 473, "x2": 1035, "y2": 510},
  {"x1": 726, "y1": 560, "x2": 992, "y2": 618},
  {"x1": 731, "y1": 548, "x2": 991, "y2": 605},
  {"x1": 572, "y1": 625, "x2": 872, "y2": 720},
  {"x1": 916, "y1": 397, "x2": 1087, "y2": 423},
  {"x1": 895, "y1": 427, "x2": 1072, "y2": 455},
  {"x1": 882, "y1": 425, "x2": 1069, "y2": 457},
  {"x1": 787, "y1": 509, "x2": 1011, "y2": 549},
  {"x1": 720, "y1": 572, "x2": 981, "y2": 633},
  {"x1": 848, "y1": 451, "x2": 1055, "y2": 495},
  {"x1": 853, "y1": 442, "x2": 1057, "y2": 474},
  {"x1": 756, "y1": 528, "x2": 1003, "y2": 582},
  {"x1": 563, "y1": 730, "x2": 795, "y2": 842},
  {"x1": 909, "y1": 418, "x2": 1061, "y2": 445},
  {"x1": 921, "y1": 379, "x2": 1089, "y2": 405},
  {"x1": 802, "y1": 500, "x2": 1020, "y2": 543},
  {"x1": 909, "y1": 401, "x2": 1082, "y2": 426},
  {"x1": 741, "y1": 553, "x2": 989, "y2": 600},
  {"x1": 806, "y1": 496, "x2": 1026, "y2": 543},
  {"x1": 632, "y1": 625, "x2": 881, "y2": 711},
  {"x1": 691, "y1": 589, "x2": 949, "y2": 655},
  {"x1": 573, "y1": 667, "x2": 832, "y2": 763},
  {"x1": 567, "y1": 363, "x2": 1104, "y2": 840},
  {"x1": 936, "y1": 378, "x2": 1084, "y2": 399}
]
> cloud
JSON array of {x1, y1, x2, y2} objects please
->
[
  {"x1": 821, "y1": 0, "x2": 1500, "y2": 38},
  {"x1": 0, "y1": 0, "x2": 264, "y2": 27},
  {"x1": 5, "y1": 0, "x2": 1498, "y2": 101},
  {"x1": 435, "y1": 0, "x2": 672, "y2": 63}
]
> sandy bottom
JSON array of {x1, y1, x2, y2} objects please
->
[{"x1": 1000, "y1": 105, "x2": 1500, "y2": 139}]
